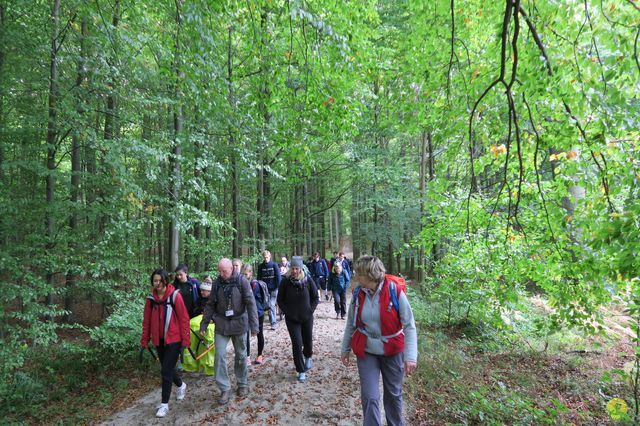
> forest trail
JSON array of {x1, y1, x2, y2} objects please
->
[{"x1": 102, "y1": 295, "x2": 374, "y2": 425}]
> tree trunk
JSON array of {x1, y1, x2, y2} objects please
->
[
  {"x1": 65, "y1": 17, "x2": 88, "y2": 322},
  {"x1": 351, "y1": 187, "x2": 360, "y2": 260},
  {"x1": 227, "y1": 26, "x2": 240, "y2": 258},
  {"x1": 45, "y1": 0, "x2": 61, "y2": 309},
  {"x1": 169, "y1": 0, "x2": 184, "y2": 271},
  {"x1": 256, "y1": 7, "x2": 272, "y2": 251},
  {"x1": 0, "y1": 3, "x2": 5, "y2": 183}
]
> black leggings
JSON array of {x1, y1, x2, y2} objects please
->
[
  {"x1": 285, "y1": 316, "x2": 313, "y2": 373},
  {"x1": 246, "y1": 315, "x2": 265, "y2": 357},
  {"x1": 156, "y1": 341, "x2": 183, "y2": 403}
]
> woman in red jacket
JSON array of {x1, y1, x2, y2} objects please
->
[{"x1": 141, "y1": 268, "x2": 191, "y2": 418}]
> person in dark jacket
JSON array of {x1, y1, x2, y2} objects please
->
[
  {"x1": 277, "y1": 256, "x2": 319, "y2": 383},
  {"x1": 328, "y1": 262, "x2": 350, "y2": 319},
  {"x1": 174, "y1": 263, "x2": 201, "y2": 318},
  {"x1": 141, "y1": 268, "x2": 190, "y2": 418},
  {"x1": 200, "y1": 258, "x2": 259, "y2": 405},
  {"x1": 243, "y1": 265, "x2": 266, "y2": 365},
  {"x1": 309, "y1": 252, "x2": 329, "y2": 301},
  {"x1": 257, "y1": 250, "x2": 281, "y2": 330}
]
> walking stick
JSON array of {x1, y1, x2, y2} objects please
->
[{"x1": 195, "y1": 343, "x2": 215, "y2": 361}]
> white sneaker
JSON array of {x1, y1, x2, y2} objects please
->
[
  {"x1": 176, "y1": 382, "x2": 187, "y2": 401},
  {"x1": 156, "y1": 403, "x2": 169, "y2": 417}
]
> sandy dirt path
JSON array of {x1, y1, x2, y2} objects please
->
[{"x1": 101, "y1": 295, "x2": 383, "y2": 425}]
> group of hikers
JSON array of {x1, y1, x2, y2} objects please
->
[{"x1": 141, "y1": 250, "x2": 418, "y2": 425}]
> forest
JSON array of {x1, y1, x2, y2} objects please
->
[{"x1": 1, "y1": 0, "x2": 639, "y2": 424}]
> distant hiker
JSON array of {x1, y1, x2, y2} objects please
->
[
  {"x1": 193, "y1": 276, "x2": 213, "y2": 317},
  {"x1": 183, "y1": 276, "x2": 215, "y2": 376},
  {"x1": 279, "y1": 255, "x2": 290, "y2": 276},
  {"x1": 173, "y1": 263, "x2": 201, "y2": 318},
  {"x1": 232, "y1": 258, "x2": 243, "y2": 275},
  {"x1": 257, "y1": 250, "x2": 281, "y2": 330},
  {"x1": 338, "y1": 251, "x2": 351, "y2": 277},
  {"x1": 200, "y1": 258, "x2": 259, "y2": 405},
  {"x1": 341, "y1": 256, "x2": 418, "y2": 426},
  {"x1": 309, "y1": 252, "x2": 329, "y2": 301},
  {"x1": 141, "y1": 268, "x2": 190, "y2": 418},
  {"x1": 243, "y1": 265, "x2": 266, "y2": 365},
  {"x1": 328, "y1": 262, "x2": 350, "y2": 320},
  {"x1": 277, "y1": 256, "x2": 319, "y2": 383}
]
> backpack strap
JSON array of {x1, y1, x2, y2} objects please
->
[
  {"x1": 352, "y1": 285, "x2": 362, "y2": 328},
  {"x1": 388, "y1": 280, "x2": 400, "y2": 314}
]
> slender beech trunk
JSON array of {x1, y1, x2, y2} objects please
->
[
  {"x1": 169, "y1": 0, "x2": 184, "y2": 271},
  {"x1": 0, "y1": 3, "x2": 5, "y2": 182},
  {"x1": 417, "y1": 131, "x2": 427, "y2": 283},
  {"x1": 256, "y1": 7, "x2": 272, "y2": 251},
  {"x1": 227, "y1": 26, "x2": 240, "y2": 258},
  {"x1": 45, "y1": 0, "x2": 61, "y2": 308},
  {"x1": 65, "y1": 17, "x2": 88, "y2": 322}
]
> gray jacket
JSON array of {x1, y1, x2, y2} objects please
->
[{"x1": 200, "y1": 273, "x2": 259, "y2": 336}]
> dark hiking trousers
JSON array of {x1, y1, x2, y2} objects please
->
[
  {"x1": 156, "y1": 341, "x2": 183, "y2": 403},
  {"x1": 332, "y1": 288, "x2": 347, "y2": 317},
  {"x1": 246, "y1": 314, "x2": 265, "y2": 357},
  {"x1": 285, "y1": 316, "x2": 314, "y2": 373}
]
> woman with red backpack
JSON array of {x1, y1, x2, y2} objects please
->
[
  {"x1": 141, "y1": 268, "x2": 191, "y2": 418},
  {"x1": 340, "y1": 256, "x2": 418, "y2": 426}
]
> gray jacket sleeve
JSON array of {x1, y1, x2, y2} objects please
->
[
  {"x1": 399, "y1": 292, "x2": 418, "y2": 362},
  {"x1": 341, "y1": 297, "x2": 356, "y2": 353}
]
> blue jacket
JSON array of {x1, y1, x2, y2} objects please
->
[
  {"x1": 309, "y1": 258, "x2": 329, "y2": 280},
  {"x1": 328, "y1": 269, "x2": 350, "y2": 292},
  {"x1": 257, "y1": 260, "x2": 282, "y2": 291},
  {"x1": 250, "y1": 280, "x2": 265, "y2": 317}
]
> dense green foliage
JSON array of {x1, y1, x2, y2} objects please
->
[{"x1": 0, "y1": 0, "x2": 638, "y2": 422}]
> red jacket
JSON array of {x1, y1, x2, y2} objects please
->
[
  {"x1": 141, "y1": 284, "x2": 190, "y2": 348},
  {"x1": 351, "y1": 279, "x2": 404, "y2": 358}
]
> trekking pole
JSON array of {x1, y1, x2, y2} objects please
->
[
  {"x1": 186, "y1": 346, "x2": 197, "y2": 360},
  {"x1": 190, "y1": 328, "x2": 206, "y2": 353},
  {"x1": 148, "y1": 346, "x2": 159, "y2": 363},
  {"x1": 195, "y1": 343, "x2": 215, "y2": 361}
]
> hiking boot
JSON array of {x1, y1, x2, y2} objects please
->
[
  {"x1": 254, "y1": 355, "x2": 263, "y2": 365},
  {"x1": 341, "y1": 315, "x2": 345, "y2": 320},
  {"x1": 219, "y1": 390, "x2": 232, "y2": 405},
  {"x1": 270, "y1": 324, "x2": 276, "y2": 331},
  {"x1": 325, "y1": 294, "x2": 329, "y2": 301},
  {"x1": 176, "y1": 382, "x2": 187, "y2": 401},
  {"x1": 304, "y1": 357, "x2": 313, "y2": 372},
  {"x1": 336, "y1": 313, "x2": 339, "y2": 319},
  {"x1": 237, "y1": 386, "x2": 249, "y2": 397},
  {"x1": 156, "y1": 403, "x2": 169, "y2": 418},
  {"x1": 297, "y1": 372, "x2": 306, "y2": 382}
]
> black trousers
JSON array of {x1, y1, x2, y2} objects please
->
[
  {"x1": 314, "y1": 276, "x2": 327, "y2": 290},
  {"x1": 246, "y1": 315, "x2": 265, "y2": 357},
  {"x1": 156, "y1": 341, "x2": 183, "y2": 403},
  {"x1": 285, "y1": 317, "x2": 314, "y2": 373},
  {"x1": 333, "y1": 288, "x2": 347, "y2": 317}
]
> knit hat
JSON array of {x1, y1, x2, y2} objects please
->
[
  {"x1": 200, "y1": 282, "x2": 212, "y2": 291},
  {"x1": 290, "y1": 256, "x2": 304, "y2": 268}
]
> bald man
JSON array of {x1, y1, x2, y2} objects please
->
[{"x1": 200, "y1": 258, "x2": 259, "y2": 405}]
